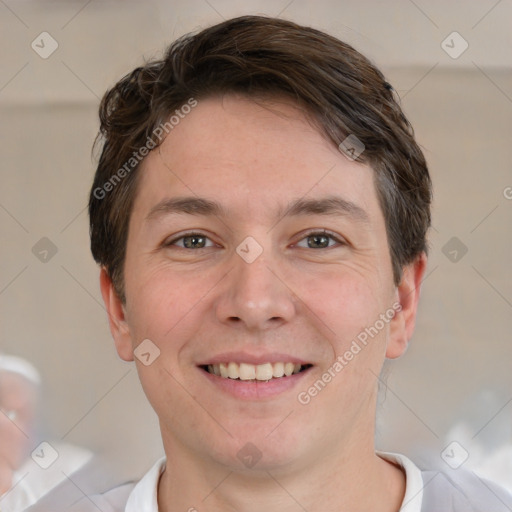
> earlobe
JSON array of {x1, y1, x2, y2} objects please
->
[
  {"x1": 386, "y1": 253, "x2": 428, "y2": 359},
  {"x1": 99, "y1": 268, "x2": 134, "y2": 362}
]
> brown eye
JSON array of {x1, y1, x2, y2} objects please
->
[
  {"x1": 182, "y1": 235, "x2": 207, "y2": 248},
  {"x1": 307, "y1": 234, "x2": 330, "y2": 248}
]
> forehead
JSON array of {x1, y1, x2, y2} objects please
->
[{"x1": 131, "y1": 94, "x2": 381, "y2": 222}]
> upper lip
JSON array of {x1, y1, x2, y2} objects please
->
[{"x1": 197, "y1": 352, "x2": 312, "y2": 366}]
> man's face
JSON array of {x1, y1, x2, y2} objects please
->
[{"x1": 103, "y1": 94, "x2": 420, "y2": 472}]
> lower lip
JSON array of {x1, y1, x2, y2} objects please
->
[{"x1": 199, "y1": 367, "x2": 312, "y2": 400}]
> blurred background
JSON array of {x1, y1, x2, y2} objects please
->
[{"x1": 0, "y1": 0, "x2": 511, "y2": 502}]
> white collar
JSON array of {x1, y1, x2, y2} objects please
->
[
  {"x1": 377, "y1": 451, "x2": 424, "y2": 512},
  {"x1": 125, "y1": 457, "x2": 165, "y2": 512},
  {"x1": 125, "y1": 452, "x2": 423, "y2": 512}
]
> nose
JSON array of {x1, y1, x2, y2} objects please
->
[{"x1": 214, "y1": 249, "x2": 296, "y2": 332}]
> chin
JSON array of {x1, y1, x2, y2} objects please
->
[{"x1": 206, "y1": 423, "x2": 307, "y2": 473}]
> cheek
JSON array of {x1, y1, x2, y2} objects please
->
[
  {"x1": 124, "y1": 264, "x2": 216, "y2": 351},
  {"x1": 294, "y1": 266, "x2": 393, "y2": 388},
  {"x1": 296, "y1": 267, "x2": 385, "y2": 342}
]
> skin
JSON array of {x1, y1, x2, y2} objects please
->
[
  {"x1": 0, "y1": 372, "x2": 37, "y2": 495},
  {"x1": 101, "y1": 94, "x2": 427, "y2": 512}
]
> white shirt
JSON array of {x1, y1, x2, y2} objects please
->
[
  {"x1": 30, "y1": 450, "x2": 512, "y2": 511},
  {"x1": 124, "y1": 451, "x2": 424, "y2": 512},
  {"x1": 0, "y1": 443, "x2": 92, "y2": 512}
]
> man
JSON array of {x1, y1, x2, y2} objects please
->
[{"x1": 63, "y1": 15, "x2": 512, "y2": 512}]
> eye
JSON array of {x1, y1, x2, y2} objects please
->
[
  {"x1": 165, "y1": 232, "x2": 216, "y2": 249},
  {"x1": 295, "y1": 230, "x2": 344, "y2": 249}
]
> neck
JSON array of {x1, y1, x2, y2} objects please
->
[{"x1": 157, "y1": 433, "x2": 405, "y2": 512}]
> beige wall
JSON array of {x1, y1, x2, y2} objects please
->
[{"x1": 1, "y1": 0, "x2": 511, "y2": 488}]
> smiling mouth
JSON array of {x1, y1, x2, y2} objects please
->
[{"x1": 200, "y1": 362, "x2": 313, "y2": 381}]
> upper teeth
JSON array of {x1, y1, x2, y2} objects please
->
[{"x1": 207, "y1": 362, "x2": 302, "y2": 380}]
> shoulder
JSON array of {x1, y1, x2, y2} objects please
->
[
  {"x1": 65, "y1": 456, "x2": 165, "y2": 512},
  {"x1": 66, "y1": 482, "x2": 136, "y2": 512},
  {"x1": 23, "y1": 482, "x2": 135, "y2": 512},
  {"x1": 420, "y1": 468, "x2": 512, "y2": 512},
  {"x1": 21, "y1": 453, "x2": 138, "y2": 512},
  {"x1": 24, "y1": 456, "x2": 165, "y2": 512},
  {"x1": 379, "y1": 451, "x2": 512, "y2": 512}
]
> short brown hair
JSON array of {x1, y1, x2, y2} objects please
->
[{"x1": 89, "y1": 15, "x2": 431, "y2": 303}]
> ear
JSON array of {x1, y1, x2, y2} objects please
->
[
  {"x1": 99, "y1": 267, "x2": 134, "y2": 362},
  {"x1": 386, "y1": 252, "x2": 427, "y2": 359}
]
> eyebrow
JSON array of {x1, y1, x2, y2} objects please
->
[
  {"x1": 145, "y1": 195, "x2": 369, "y2": 224},
  {"x1": 280, "y1": 196, "x2": 369, "y2": 224},
  {"x1": 146, "y1": 197, "x2": 226, "y2": 222}
]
